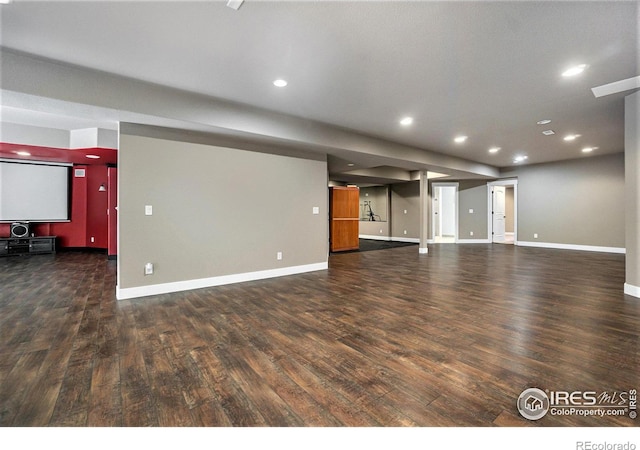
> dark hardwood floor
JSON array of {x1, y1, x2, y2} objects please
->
[{"x1": 0, "y1": 244, "x2": 638, "y2": 427}]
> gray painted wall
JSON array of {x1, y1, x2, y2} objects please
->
[
  {"x1": 359, "y1": 220, "x2": 389, "y2": 238},
  {"x1": 457, "y1": 181, "x2": 489, "y2": 240},
  {"x1": 390, "y1": 181, "x2": 420, "y2": 239},
  {"x1": 502, "y1": 153, "x2": 625, "y2": 248},
  {"x1": 359, "y1": 186, "x2": 388, "y2": 222},
  {"x1": 625, "y1": 91, "x2": 639, "y2": 289},
  {"x1": 118, "y1": 126, "x2": 328, "y2": 292},
  {"x1": 505, "y1": 187, "x2": 514, "y2": 233}
]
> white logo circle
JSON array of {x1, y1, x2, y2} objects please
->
[{"x1": 517, "y1": 388, "x2": 550, "y2": 420}]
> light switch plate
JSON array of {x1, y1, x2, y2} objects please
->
[
  {"x1": 145, "y1": 205, "x2": 153, "y2": 216},
  {"x1": 312, "y1": 207, "x2": 320, "y2": 215},
  {"x1": 469, "y1": 209, "x2": 474, "y2": 214}
]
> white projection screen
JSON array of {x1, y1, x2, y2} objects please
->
[{"x1": 0, "y1": 160, "x2": 71, "y2": 222}]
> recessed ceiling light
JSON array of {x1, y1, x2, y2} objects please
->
[
  {"x1": 488, "y1": 147, "x2": 501, "y2": 153},
  {"x1": 563, "y1": 134, "x2": 581, "y2": 141},
  {"x1": 273, "y1": 79, "x2": 288, "y2": 87},
  {"x1": 86, "y1": 154, "x2": 100, "y2": 159},
  {"x1": 562, "y1": 64, "x2": 587, "y2": 77},
  {"x1": 454, "y1": 135, "x2": 468, "y2": 143},
  {"x1": 542, "y1": 130, "x2": 555, "y2": 136},
  {"x1": 514, "y1": 155, "x2": 528, "y2": 163},
  {"x1": 536, "y1": 119, "x2": 552, "y2": 125},
  {"x1": 16, "y1": 151, "x2": 31, "y2": 156},
  {"x1": 582, "y1": 147, "x2": 598, "y2": 153},
  {"x1": 399, "y1": 117, "x2": 414, "y2": 126}
]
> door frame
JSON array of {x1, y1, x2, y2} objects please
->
[
  {"x1": 487, "y1": 179, "x2": 518, "y2": 244},
  {"x1": 432, "y1": 182, "x2": 459, "y2": 242}
]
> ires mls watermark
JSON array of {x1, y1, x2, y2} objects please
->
[{"x1": 517, "y1": 387, "x2": 637, "y2": 421}]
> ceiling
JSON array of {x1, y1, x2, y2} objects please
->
[{"x1": 0, "y1": 0, "x2": 638, "y2": 184}]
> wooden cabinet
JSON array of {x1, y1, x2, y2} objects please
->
[{"x1": 329, "y1": 186, "x2": 359, "y2": 252}]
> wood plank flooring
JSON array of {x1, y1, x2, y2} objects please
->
[{"x1": 0, "y1": 244, "x2": 638, "y2": 427}]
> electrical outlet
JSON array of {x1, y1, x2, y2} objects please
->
[
  {"x1": 404, "y1": 209, "x2": 407, "y2": 214},
  {"x1": 470, "y1": 231, "x2": 474, "y2": 236},
  {"x1": 379, "y1": 229, "x2": 383, "y2": 234},
  {"x1": 534, "y1": 233, "x2": 538, "y2": 239},
  {"x1": 144, "y1": 263, "x2": 154, "y2": 275},
  {"x1": 90, "y1": 236, "x2": 95, "y2": 243},
  {"x1": 404, "y1": 230, "x2": 407, "y2": 235},
  {"x1": 277, "y1": 252, "x2": 283, "y2": 260}
]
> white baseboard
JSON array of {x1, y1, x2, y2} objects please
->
[
  {"x1": 457, "y1": 239, "x2": 491, "y2": 244},
  {"x1": 518, "y1": 241, "x2": 625, "y2": 254},
  {"x1": 116, "y1": 261, "x2": 328, "y2": 301},
  {"x1": 390, "y1": 237, "x2": 420, "y2": 243},
  {"x1": 624, "y1": 283, "x2": 640, "y2": 298},
  {"x1": 359, "y1": 234, "x2": 391, "y2": 241}
]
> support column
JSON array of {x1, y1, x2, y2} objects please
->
[
  {"x1": 625, "y1": 91, "x2": 640, "y2": 298},
  {"x1": 419, "y1": 171, "x2": 430, "y2": 254}
]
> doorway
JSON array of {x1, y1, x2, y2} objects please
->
[
  {"x1": 487, "y1": 180, "x2": 517, "y2": 244},
  {"x1": 432, "y1": 183, "x2": 458, "y2": 243}
]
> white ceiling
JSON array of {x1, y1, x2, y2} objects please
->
[{"x1": 0, "y1": 0, "x2": 638, "y2": 180}]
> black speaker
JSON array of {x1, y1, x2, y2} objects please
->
[{"x1": 10, "y1": 222, "x2": 30, "y2": 238}]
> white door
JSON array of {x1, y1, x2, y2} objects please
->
[
  {"x1": 492, "y1": 186, "x2": 506, "y2": 243},
  {"x1": 440, "y1": 187, "x2": 456, "y2": 237},
  {"x1": 433, "y1": 187, "x2": 441, "y2": 238}
]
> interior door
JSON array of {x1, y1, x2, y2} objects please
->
[
  {"x1": 492, "y1": 186, "x2": 506, "y2": 243},
  {"x1": 433, "y1": 186, "x2": 441, "y2": 238}
]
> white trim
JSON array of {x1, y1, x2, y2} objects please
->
[
  {"x1": 390, "y1": 237, "x2": 420, "y2": 243},
  {"x1": 116, "y1": 261, "x2": 328, "y2": 300},
  {"x1": 457, "y1": 239, "x2": 491, "y2": 244},
  {"x1": 359, "y1": 234, "x2": 392, "y2": 241},
  {"x1": 0, "y1": 158, "x2": 72, "y2": 167},
  {"x1": 419, "y1": 247, "x2": 429, "y2": 254},
  {"x1": 427, "y1": 239, "x2": 435, "y2": 244},
  {"x1": 624, "y1": 283, "x2": 640, "y2": 298},
  {"x1": 517, "y1": 241, "x2": 625, "y2": 254},
  {"x1": 359, "y1": 235, "x2": 419, "y2": 243}
]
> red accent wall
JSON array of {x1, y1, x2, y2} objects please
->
[
  {"x1": 85, "y1": 165, "x2": 109, "y2": 248},
  {"x1": 0, "y1": 150, "x2": 116, "y2": 252},
  {"x1": 51, "y1": 165, "x2": 88, "y2": 247}
]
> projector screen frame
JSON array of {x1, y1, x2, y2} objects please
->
[{"x1": 0, "y1": 158, "x2": 73, "y2": 223}]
